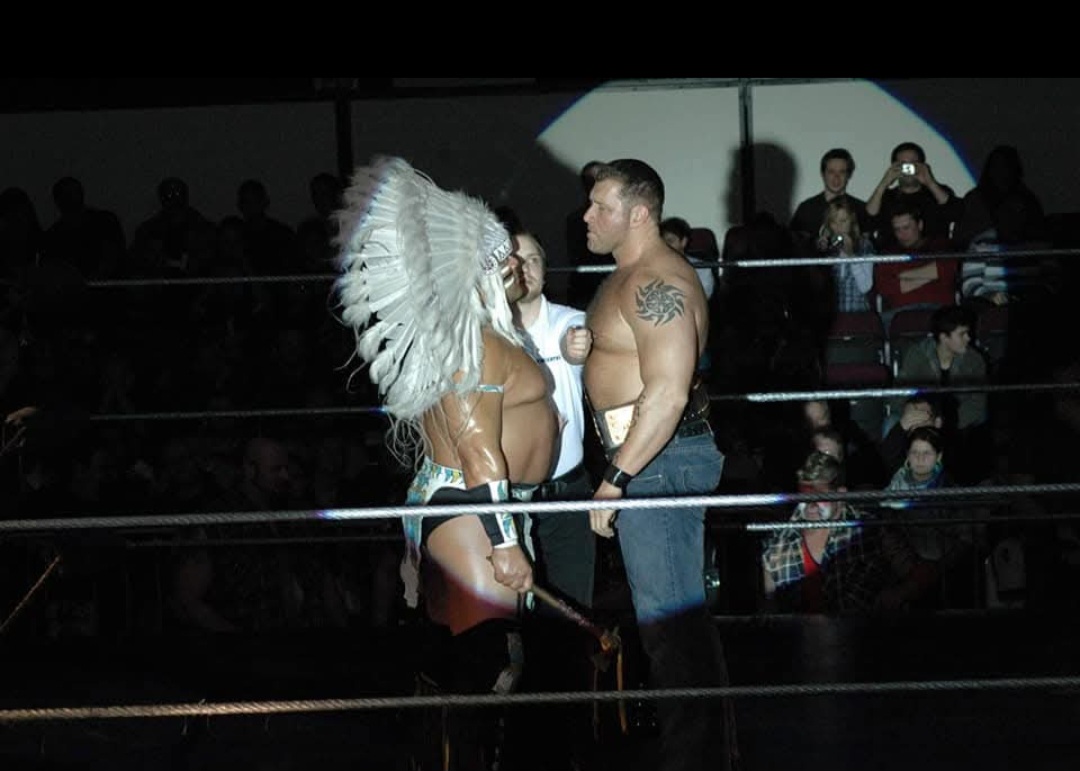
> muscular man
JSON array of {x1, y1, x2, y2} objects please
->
[
  {"x1": 333, "y1": 157, "x2": 558, "y2": 767},
  {"x1": 582, "y1": 159, "x2": 733, "y2": 771}
]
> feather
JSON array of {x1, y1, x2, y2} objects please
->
[{"x1": 330, "y1": 156, "x2": 518, "y2": 427}]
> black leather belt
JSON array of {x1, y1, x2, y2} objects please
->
[
  {"x1": 675, "y1": 417, "x2": 712, "y2": 440},
  {"x1": 538, "y1": 463, "x2": 589, "y2": 499}
]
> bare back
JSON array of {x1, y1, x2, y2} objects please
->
[
  {"x1": 585, "y1": 245, "x2": 708, "y2": 410},
  {"x1": 424, "y1": 328, "x2": 558, "y2": 486}
]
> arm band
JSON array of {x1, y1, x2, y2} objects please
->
[
  {"x1": 603, "y1": 463, "x2": 634, "y2": 491},
  {"x1": 468, "y1": 480, "x2": 519, "y2": 549}
]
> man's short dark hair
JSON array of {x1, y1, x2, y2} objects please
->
[
  {"x1": 930, "y1": 304, "x2": 973, "y2": 341},
  {"x1": 905, "y1": 394, "x2": 943, "y2": 421},
  {"x1": 891, "y1": 201, "x2": 924, "y2": 223},
  {"x1": 891, "y1": 141, "x2": 927, "y2": 164},
  {"x1": 820, "y1": 148, "x2": 855, "y2": 176},
  {"x1": 907, "y1": 424, "x2": 944, "y2": 453},
  {"x1": 660, "y1": 216, "x2": 692, "y2": 242},
  {"x1": 594, "y1": 159, "x2": 665, "y2": 223}
]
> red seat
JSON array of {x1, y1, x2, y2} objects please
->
[
  {"x1": 888, "y1": 306, "x2": 936, "y2": 341},
  {"x1": 825, "y1": 361, "x2": 892, "y2": 387},
  {"x1": 826, "y1": 311, "x2": 887, "y2": 366},
  {"x1": 687, "y1": 227, "x2": 720, "y2": 261},
  {"x1": 888, "y1": 307, "x2": 937, "y2": 376}
]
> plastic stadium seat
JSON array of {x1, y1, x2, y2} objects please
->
[
  {"x1": 687, "y1": 227, "x2": 720, "y2": 261},
  {"x1": 825, "y1": 311, "x2": 887, "y2": 367}
]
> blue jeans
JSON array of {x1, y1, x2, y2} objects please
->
[
  {"x1": 617, "y1": 431, "x2": 732, "y2": 771},
  {"x1": 618, "y1": 431, "x2": 724, "y2": 625}
]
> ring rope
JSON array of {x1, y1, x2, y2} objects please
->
[
  {"x1": 2, "y1": 675, "x2": 1078, "y2": 723},
  {"x1": 65, "y1": 246, "x2": 1071, "y2": 289},
  {"x1": 88, "y1": 405, "x2": 386, "y2": 423},
  {"x1": 68, "y1": 246, "x2": 1075, "y2": 288},
  {"x1": 698, "y1": 245, "x2": 1072, "y2": 270},
  {"x1": 0, "y1": 506, "x2": 1068, "y2": 551},
  {"x1": 2, "y1": 482, "x2": 1079, "y2": 534},
  {"x1": 7, "y1": 239, "x2": 1069, "y2": 737},
  {"x1": 77, "y1": 381, "x2": 1080, "y2": 423},
  {"x1": 85, "y1": 274, "x2": 338, "y2": 288},
  {"x1": 731, "y1": 381, "x2": 1080, "y2": 404}
]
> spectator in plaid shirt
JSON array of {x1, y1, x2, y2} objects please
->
[{"x1": 760, "y1": 451, "x2": 937, "y2": 613}]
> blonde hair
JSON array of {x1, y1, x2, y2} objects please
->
[{"x1": 822, "y1": 196, "x2": 864, "y2": 241}]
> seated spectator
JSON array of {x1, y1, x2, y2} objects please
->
[
  {"x1": 804, "y1": 398, "x2": 831, "y2": 431},
  {"x1": 169, "y1": 436, "x2": 346, "y2": 633},
  {"x1": 880, "y1": 426, "x2": 981, "y2": 609},
  {"x1": 128, "y1": 177, "x2": 212, "y2": 279},
  {"x1": 865, "y1": 141, "x2": 964, "y2": 252},
  {"x1": 758, "y1": 398, "x2": 830, "y2": 492},
  {"x1": 296, "y1": 171, "x2": 344, "y2": 271},
  {"x1": 810, "y1": 425, "x2": 844, "y2": 462},
  {"x1": 954, "y1": 145, "x2": 1050, "y2": 309},
  {"x1": 661, "y1": 215, "x2": 718, "y2": 382},
  {"x1": 888, "y1": 305, "x2": 990, "y2": 479},
  {"x1": 815, "y1": 197, "x2": 876, "y2": 313},
  {"x1": 874, "y1": 203, "x2": 958, "y2": 327},
  {"x1": 235, "y1": 178, "x2": 299, "y2": 277},
  {"x1": 661, "y1": 216, "x2": 716, "y2": 300},
  {"x1": 0, "y1": 186, "x2": 43, "y2": 280},
  {"x1": 806, "y1": 399, "x2": 887, "y2": 489},
  {"x1": 41, "y1": 176, "x2": 126, "y2": 281},
  {"x1": 760, "y1": 450, "x2": 937, "y2": 614},
  {"x1": 953, "y1": 145, "x2": 1048, "y2": 251},
  {"x1": 790, "y1": 147, "x2": 868, "y2": 256},
  {"x1": 880, "y1": 394, "x2": 945, "y2": 477}
]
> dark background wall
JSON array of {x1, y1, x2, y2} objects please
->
[{"x1": 3, "y1": 77, "x2": 1077, "y2": 292}]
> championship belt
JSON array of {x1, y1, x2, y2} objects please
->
[
  {"x1": 588, "y1": 375, "x2": 710, "y2": 453},
  {"x1": 590, "y1": 402, "x2": 636, "y2": 453}
]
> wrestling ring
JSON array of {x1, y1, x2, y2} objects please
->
[{"x1": 1, "y1": 245, "x2": 1079, "y2": 770}]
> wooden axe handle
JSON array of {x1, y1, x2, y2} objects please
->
[{"x1": 530, "y1": 584, "x2": 620, "y2": 654}]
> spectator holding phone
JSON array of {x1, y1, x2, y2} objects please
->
[{"x1": 865, "y1": 142, "x2": 964, "y2": 252}]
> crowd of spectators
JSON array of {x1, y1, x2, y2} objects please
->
[{"x1": 2, "y1": 137, "x2": 1079, "y2": 644}]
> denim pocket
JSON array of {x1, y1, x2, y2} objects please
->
[
  {"x1": 677, "y1": 455, "x2": 723, "y2": 495},
  {"x1": 630, "y1": 469, "x2": 665, "y2": 494}
]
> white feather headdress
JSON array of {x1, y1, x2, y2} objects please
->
[{"x1": 333, "y1": 156, "x2": 520, "y2": 431}]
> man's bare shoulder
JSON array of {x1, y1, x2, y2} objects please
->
[
  {"x1": 624, "y1": 245, "x2": 701, "y2": 288},
  {"x1": 616, "y1": 250, "x2": 702, "y2": 323}
]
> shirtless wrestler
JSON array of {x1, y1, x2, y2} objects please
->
[
  {"x1": 333, "y1": 156, "x2": 558, "y2": 708},
  {"x1": 582, "y1": 159, "x2": 734, "y2": 771}
]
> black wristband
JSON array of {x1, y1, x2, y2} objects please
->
[{"x1": 603, "y1": 463, "x2": 634, "y2": 490}]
